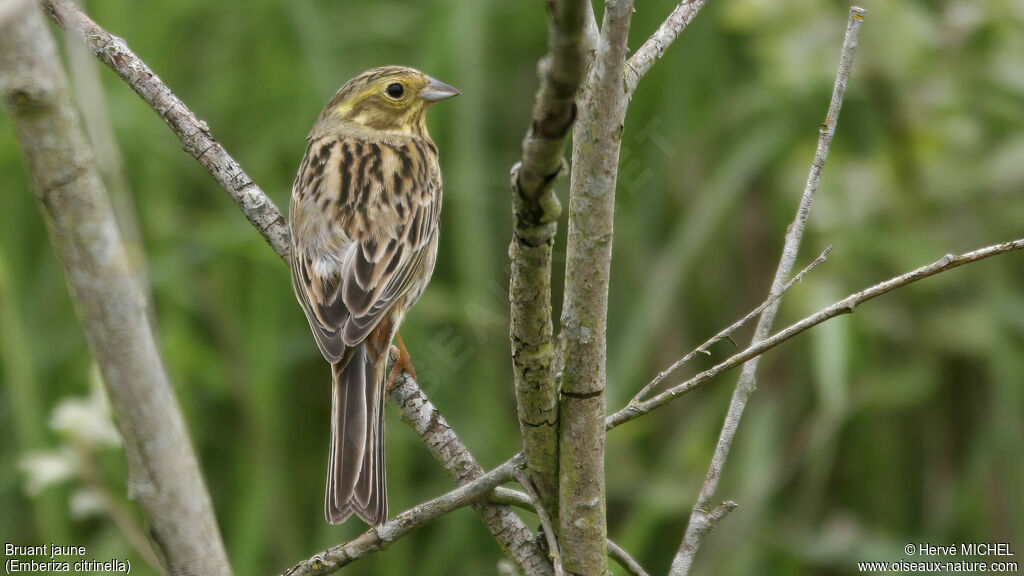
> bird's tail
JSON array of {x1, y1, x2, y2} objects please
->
[{"x1": 325, "y1": 343, "x2": 388, "y2": 525}]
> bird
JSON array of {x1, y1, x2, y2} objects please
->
[{"x1": 288, "y1": 66, "x2": 458, "y2": 525}]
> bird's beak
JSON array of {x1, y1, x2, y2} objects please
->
[{"x1": 420, "y1": 76, "x2": 460, "y2": 102}]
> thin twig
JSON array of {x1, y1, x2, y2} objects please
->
[
  {"x1": 281, "y1": 456, "x2": 524, "y2": 576},
  {"x1": 514, "y1": 468, "x2": 564, "y2": 576},
  {"x1": 42, "y1": 2, "x2": 551, "y2": 573},
  {"x1": 631, "y1": 246, "x2": 832, "y2": 404},
  {"x1": 489, "y1": 488, "x2": 651, "y2": 576},
  {"x1": 625, "y1": 0, "x2": 714, "y2": 95},
  {"x1": 605, "y1": 539, "x2": 652, "y2": 576},
  {"x1": 608, "y1": 243, "x2": 1024, "y2": 432},
  {"x1": 668, "y1": 9, "x2": 865, "y2": 574}
]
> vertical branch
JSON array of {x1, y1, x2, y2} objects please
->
[
  {"x1": 558, "y1": 1, "x2": 634, "y2": 574},
  {"x1": 510, "y1": 0, "x2": 591, "y2": 519},
  {"x1": 668, "y1": 8, "x2": 866, "y2": 575},
  {"x1": 0, "y1": 2, "x2": 233, "y2": 575}
]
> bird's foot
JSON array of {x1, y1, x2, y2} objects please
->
[{"x1": 386, "y1": 331, "x2": 416, "y2": 392}]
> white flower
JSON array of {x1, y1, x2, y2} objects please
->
[
  {"x1": 18, "y1": 449, "x2": 77, "y2": 496},
  {"x1": 69, "y1": 488, "x2": 106, "y2": 519},
  {"x1": 49, "y1": 367, "x2": 121, "y2": 449}
]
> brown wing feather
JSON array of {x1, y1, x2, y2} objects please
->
[{"x1": 290, "y1": 134, "x2": 440, "y2": 358}]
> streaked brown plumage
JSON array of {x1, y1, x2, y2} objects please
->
[{"x1": 288, "y1": 66, "x2": 458, "y2": 525}]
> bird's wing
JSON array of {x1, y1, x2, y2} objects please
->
[{"x1": 290, "y1": 136, "x2": 440, "y2": 361}]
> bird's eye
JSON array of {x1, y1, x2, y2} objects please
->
[{"x1": 385, "y1": 83, "x2": 404, "y2": 99}]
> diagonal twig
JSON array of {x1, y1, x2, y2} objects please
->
[
  {"x1": 40, "y1": 0, "x2": 290, "y2": 259},
  {"x1": 625, "y1": 0, "x2": 714, "y2": 95},
  {"x1": 490, "y1": 488, "x2": 651, "y2": 576},
  {"x1": 631, "y1": 245, "x2": 833, "y2": 404},
  {"x1": 513, "y1": 468, "x2": 564, "y2": 576},
  {"x1": 668, "y1": 8, "x2": 866, "y2": 574},
  {"x1": 607, "y1": 250, "x2": 1024, "y2": 433},
  {"x1": 282, "y1": 456, "x2": 525, "y2": 576}
]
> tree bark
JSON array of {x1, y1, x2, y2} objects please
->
[
  {"x1": 510, "y1": 0, "x2": 591, "y2": 523},
  {"x1": 0, "y1": 2, "x2": 232, "y2": 575},
  {"x1": 557, "y1": 1, "x2": 633, "y2": 573}
]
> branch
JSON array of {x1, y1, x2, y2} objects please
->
[
  {"x1": 558, "y1": 0, "x2": 634, "y2": 573},
  {"x1": 282, "y1": 456, "x2": 525, "y2": 576},
  {"x1": 0, "y1": 2, "x2": 231, "y2": 574},
  {"x1": 625, "y1": 0, "x2": 713, "y2": 95},
  {"x1": 516, "y1": 0, "x2": 591, "y2": 200},
  {"x1": 607, "y1": 237, "x2": 1023, "y2": 430},
  {"x1": 40, "y1": 0, "x2": 291, "y2": 259},
  {"x1": 42, "y1": 2, "x2": 552, "y2": 573},
  {"x1": 513, "y1": 468, "x2": 564, "y2": 576},
  {"x1": 631, "y1": 246, "x2": 832, "y2": 404},
  {"x1": 490, "y1": 489, "x2": 651, "y2": 576},
  {"x1": 389, "y1": 372, "x2": 553, "y2": 575},
  {"x1": 669, "y1": 8, "x2": 865, "y2": 574},
  {"x1": 605, "y1": 539, "x2": 652, "y2": 576},
  {"x1": 510, "y1": 0, "x2": 592, "y2": 520}
]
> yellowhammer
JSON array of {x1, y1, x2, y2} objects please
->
[{"x1": 288, "y1": 66, "x2": 458, "y2": 525}]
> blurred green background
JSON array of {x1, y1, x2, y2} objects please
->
[{"x1": 2, "y1": 0, "x2": 1022, "y2": 574}]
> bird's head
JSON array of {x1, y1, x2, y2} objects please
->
[{"x1": 318, "y1": 66, "x2": 459, "y2": 136}]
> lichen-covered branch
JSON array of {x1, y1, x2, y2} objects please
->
[
  {"x1": 558, "y1": 1, "x2": 634, "y2": 573},
  {"x1": 40, "y1": 0, "x2": 291, "y2": 259},
  {"x1": 625, "y1": 0, "x2": 713, "y2": 95},
  {"x1": 0, "y1": 2, "x2": 232, "y2": 574},
  {"x1": 516, "y1": 0, "x2": 591, "y2": 201},
  {"x1": 607, "y1": 237, "x2": 1024, "y2": 431},
  {"x1": 281, "y1": 455, "x2": 525, "y2": 576},
  {"x1": 668, "y1": 9, "x2": 865, "y2": 574},
  {"x1": 42, "y1": 3, "x2": 550, "y2": 572},
  {"x1": 510, "y1": 0, "x2": 591, "y2": 518}
]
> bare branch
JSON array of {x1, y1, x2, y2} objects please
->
[
  {"x1": 669, "y1": 9, "x2": 865, "y2": 574},
  {"x1": 558, "y1": 0, "x2": 634, "y2": 572},
  {"x1": 0, "y1": 2, "x2": 231, "y2": 574},
  {"x1": 510, "y1": 0, "x2": 592, "y2": 517},
  {"x1": 281, "y1": 456, "x2": 525, "y2": 576},
  {"x1": 605, "y1": 539, "x2": 652, "y2": 576},
  {"x1": 489, "y1": 489, "x2": 651, "y2": 576},
  {"x1": 632, "y1": 246, "x2": 832, "y2": 404},
  {"x1": 389, "y1": 372, "x2": 553, "y2": 575},
  {"x1": 625, "y1": 0, "x2": 713, "y2": 95},
  {"x1": 670, "y1": 500, "x2": 738, "y2": 574},
  {"x1": 516, "y1": 0, "x2": 591, "y2": 201},
  {"x1": 607, "y1": 237, "x2": 1024, "y2": 430},
  {"x1": 513, "y1": 469, "x2": 564, "y2": 576},
  {"x1": 42, "y1": 3, "x2": 552, "y2": 573},
  {"x1": 40, "y1": 0, "x2": 291, "y2": 259}
]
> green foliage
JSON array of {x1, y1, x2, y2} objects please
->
[{"x1": 1, "y1": 0, "x2": 1022, "y2": 574}]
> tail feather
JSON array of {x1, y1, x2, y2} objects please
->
[{"x1": 325, "y1": 344, "x2": 388, "y2": 525}]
